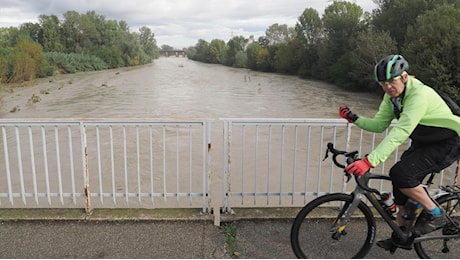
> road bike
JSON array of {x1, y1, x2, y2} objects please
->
[{"x1": 290, "y1": 142, "x2": 460, "y2": 258}]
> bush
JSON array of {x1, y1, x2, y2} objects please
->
[{"x1": 45, "y1": 52, "x2": 108, "y2": 74}]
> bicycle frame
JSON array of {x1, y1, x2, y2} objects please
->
[
  {"x1": 335, "y1": 172, "x2": 413, "y2": 242},
  {"x1": 336, "y1": 171, "x2": 460, "y2": 245}
]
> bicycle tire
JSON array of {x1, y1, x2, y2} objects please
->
[
  {"x1": 290, "y1": 193, "x2": 376, "y2": 258},
  {"x1": 414, "y1": 193, "x2": 460, "y2": 259}
]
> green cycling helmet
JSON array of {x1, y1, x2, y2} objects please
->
[{"x1": 374, "y1": 54, "x2": 409, "y2": 82}]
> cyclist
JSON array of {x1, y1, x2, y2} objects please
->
[{"x1": 339, "y1": 54, "x2": 460, "y2": 250}]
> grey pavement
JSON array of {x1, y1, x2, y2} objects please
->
[{"x1": 0, "y1": 213, "x2": 420, "y2": 258}]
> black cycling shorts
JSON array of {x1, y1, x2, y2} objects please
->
[{"x1": 390, "y1": 136, "x2": 460, "y2": 205}]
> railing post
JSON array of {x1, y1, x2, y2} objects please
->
[
  {"x1": 222, "y1": 120, "x2": 232, "y2": 213},
  {"x1": 80, "y1": 122, "x2": 92, "y2": 216}
]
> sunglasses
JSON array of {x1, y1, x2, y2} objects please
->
[{"x1": 378, "y1": 76, "x2": 402, "y2": 87}]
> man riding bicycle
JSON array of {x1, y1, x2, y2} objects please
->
[{"x1": 339, "y1": 54, "x2": 460, "y2": 250}]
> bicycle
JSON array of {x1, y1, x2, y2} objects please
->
[{"x1": 290, "y1": 142, "x2": 460, "y2": 258}]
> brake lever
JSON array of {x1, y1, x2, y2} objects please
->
[
  {"x1": 322, "y1": 146, "x2": 330, "y2": 161},
  {"x1": 344, "y1": 172, "x2": 352, "y2": 182}
]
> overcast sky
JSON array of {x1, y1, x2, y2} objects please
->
[{"x1": 0, "y1": 0, "x2": 378, "y2": 48}]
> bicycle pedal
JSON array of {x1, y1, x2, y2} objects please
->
[{"x1": 377, "y1": 239, "x2": 398, "y2": 253}]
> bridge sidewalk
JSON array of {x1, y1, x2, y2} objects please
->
[{"x1": 0, "y1": 208, "x2": 418, "y2": 258}]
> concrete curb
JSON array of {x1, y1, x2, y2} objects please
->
[{"x1": 0, "y1": 207, "x2": 300, "y2": 224}]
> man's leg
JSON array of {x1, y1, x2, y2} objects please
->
[
  {"x1": 401, "y1": 185, "x2": 446, "y2": 234},
  {"x1": 400, "y1": 185, "x2": 435, "y2": 212}
]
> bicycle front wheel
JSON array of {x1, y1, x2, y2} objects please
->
[
  {"x1": 414, "y1": 193, "x2": 460, "y2": 259},
  {"x1": 290, "y1": 193, "x2": 376, "y2": 258}
]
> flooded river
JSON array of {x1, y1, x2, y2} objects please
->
[{"x1": 0, "y1": 57, "x2": 380, "y2": 119}]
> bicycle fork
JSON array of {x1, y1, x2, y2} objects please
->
[{"x1": 329, "y1": 193, "x2": 363, "y2": 240}]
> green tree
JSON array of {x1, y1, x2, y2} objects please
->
[
  {"x1": 19, "y1": 22, "x2": 41, "y2": 43},
  {"x1": 234, "y1": 50, "x2": 247, "y2": 68},
  {"x1": 295, "y1": 8, "x2": 323, "y2": 78},
  {"x1": 225, "y1": 36, "x2": 248, "y2": 67},
  {"x1": 273, "y1": 38, "x2": 303, "y2": 74},
  {"x1": 318, "y1": 1, "x2": 365, "y2": 83},
  {"x1": 403, "y1": 4, "x2": 460, "y2": 100},
  {"x1": 138, "y1": 26, "x2": 159, "y2": 61},
  {"x1": 38, "y1": 14, "x2": 63, "y2": 52},
  {"x1": 265, "y1": 23, "x2": 294, "y2": 45},
  {"x1": 8, "y1": 37, "x2": 47, "y2": 82},
  {"x1": 349, "y1": 29, "x2": 397, "y2": 91},
  {"x1": 80, "y1": 11, "x2": 105, "y2": 49},
  {"x1": 191, "y1": 39, "x2": 210, "y2": 62},
  {"x1": 0, "y1": 27, "x2": 20, "y2": 48},
  {"x1": 372, "y1": 0, "x2": 454, "y2": 49},
  {"x1": 61, "y1": 11, "x2": 83, "y2": 52},
  {"x1": 208, "y1": 39, "x2": 227, "y2": 64},
  {"x1": 256, "y1": 48, "x2": 272, "y2": 72},
  {"x1": 246, "y1": 42, "x2": 262, "y2": 70}
]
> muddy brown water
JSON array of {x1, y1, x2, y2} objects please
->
[{"x1": 0, "y1": 57, "x2": 380, "y2": 119}]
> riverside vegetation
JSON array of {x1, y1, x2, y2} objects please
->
[{"x1": 0, "y1": 0, "x2": 459, "y2": 102}]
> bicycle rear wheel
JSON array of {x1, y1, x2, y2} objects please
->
[
  {"x1": 290, "y1": 193, "x2": 376, "y2": 258},
  {"x1": 414, "y1": 193, "x2": 460, "y2": 258}
]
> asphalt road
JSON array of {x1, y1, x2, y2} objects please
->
[{"x1": 0, "y1": 218, "x2": 420, "y2": 258}]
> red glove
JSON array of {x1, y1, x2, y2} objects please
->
[
  {"x1": 345, "y1": 157, "x2": 373, "y2": 176},
  {"x1": 339, "y1": 105, "x2": 358, "y2": 123}
]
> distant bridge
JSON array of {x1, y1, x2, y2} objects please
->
[{"x1": 159, "y1": 50, "x2": 186, "y2": 57}]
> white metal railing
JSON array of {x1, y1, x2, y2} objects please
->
[
  {"x1": 0, "y1": 118, "x2": 457, "y2": 215},
  {"x1": 0, "y1": 119, "x2": 210, "y2": 213},
  {"x1": 221, "y1": 118, "x2": 458, "y2": 212}
]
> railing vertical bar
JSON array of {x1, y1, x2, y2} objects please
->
[
  {"x1": 28, "y1": 126, "x2": 38, "y2": 205},
  {"x1": 358, "y1": 128, "x2": 364, "y2": 157},
  {"x1": 110, "y1": 126, "x2": 116, "y2": 204},
  {"x1": 279, "y1": 125, "x2": 285, "y2": 204},
  {"x1": 203, "y1": 122, "x2": 208, "y2": 212},
  {"x1": 42, "y1": 126, "x2": 51, "y2": 204},
  {"x1": 15, "y1": 127, "x2": 26, "y2": 205},
  {"x1": 291, "y1": 125, "x2": 298, "y2": 205},
  {"x1": 254, "y1": 125, "x2": 259, "y2": 205},
  {"x1": 3, "y1": 127, "x2": 12, "y2": 205},
  {"x1": 379, "y1": 129, "x2": 391, "y2": 191},
  {"x1": 176, "y1": 127, "x2": 180, "y2": 201},
  {"x1": 303, "y1": 126, "x2": 311, "y2": 203},
  {"x1": 162, "y1": 125, "x2": 167, "y2": 202},
  {"x1": 206, "y1": 122, "x2": 211, "y2": 213},
  {"x1": 189, "y1": 125, "x2": 193, "y2": 204},
  {"x1": 329, "y1": 126, "x2": 337, "y2": 193},
  {"x1": 241, "y1": 125, "x2": 246, "y2": 205},
  {"x1": 149, "y1": 126, "x2": 154, "y2": 205},
  {"x1": 316, "y1": 126, "x2": 324, "y2": 197},
  {"x1": 136, "y1": 126, "x2": 141, "y2": 203},
  {"x1": 68, "y1": 126, "x2": 76, "y2": 204},
  {"x1": 123, "y1": 126, "x2": 128, "y2": 204},
  {"x1": 96, "y1": 126, "x2": 103, "y2": 204},
  {"x1": 266, "y1": 125, "x2": 272, "y2": 205},
  {"x1": 54, "y1": 126, "x2": 63, "y2": 205},
  {"x1": 222, "y1": 121, "x2": 228, "y2": 212}
]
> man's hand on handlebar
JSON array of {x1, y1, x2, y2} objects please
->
[{"x1": 345, "y1": 157, "x2": 373, "y2": 176}]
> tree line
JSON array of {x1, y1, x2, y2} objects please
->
[
  {"x1": 187, "y1": 0, "x2": 460, "y2": 101},
  {"x1": 0, "y1": 10, "x2": 160, "y2": 84}
]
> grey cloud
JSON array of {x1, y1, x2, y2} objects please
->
[{"x1": 0, "y1": 0, "x2": 377, "y2": 47}]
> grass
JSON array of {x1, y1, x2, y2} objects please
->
[{"x1": 221, "y1": 222, "x2": 239, "y2": 258}]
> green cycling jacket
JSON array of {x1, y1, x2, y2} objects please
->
[{"x1": 354, "y1": 76, "x2": 460, "y2": 167}]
